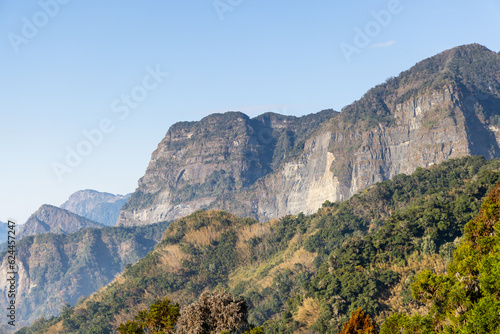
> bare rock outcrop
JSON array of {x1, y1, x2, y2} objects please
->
[{"x1": 118, "y1": 44, "x2": 500, "y2": 226}]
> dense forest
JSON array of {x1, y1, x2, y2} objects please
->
[{"x1": 15, "y1": 155, "x2": 500, "y2": 333}]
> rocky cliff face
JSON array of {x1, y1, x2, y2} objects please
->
[
  {"x1": 60, "y1": 189, "x2": 131, "y2": 226},
  {"x1": 118, "y1": 44, "x2": 500, "y2": 226},
  {"x1": 18, "y1": 205, "x2": 104, "y2": 240},
  {"x1": 118, "y1": 110, "x2": 336, "y2": 225}
]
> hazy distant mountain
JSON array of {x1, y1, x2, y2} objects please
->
[
  {"x1": 18, "y1": 205, "x2": 104, "y2": 240},
  {"x1": 0, "y1": 221, "x2": 8, "y2": 243},
  {"x1": 60, "y1": 189, "x2": 131, "y2": 226}
]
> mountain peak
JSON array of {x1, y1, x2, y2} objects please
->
[
  {"x1": 446, "y1": 43, "x2": 494, "y2": 56},
  {"x1": 19, "y1": 205, "x2": 104, "y2": 240}
]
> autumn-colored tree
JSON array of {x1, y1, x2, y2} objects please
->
[{"x1": 340, "y1": 308, "x2": 378, "y2": 334}]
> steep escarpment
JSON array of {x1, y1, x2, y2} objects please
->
[
  {"x1": 118, "y1": 110, "x2": 336, "y2": 225},
  {"x1": 119, "y1": 44, "x2": 500, "y2": 226},
  {"x1": 238, "y1": 85, "x2": 470, "y2": 220},
  {"x1": 18, "y1": 205, "x2": 104, "y2": 240}
]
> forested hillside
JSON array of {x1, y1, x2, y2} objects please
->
[
  {"x1": 379, "y1": 183, "x2": 500, "y2": 333},
  {"x1": 19, "y1": 155, "x2": 500, "y2": 333}
]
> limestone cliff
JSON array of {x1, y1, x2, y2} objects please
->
[
  {"x1": 118, "y1": 44, "x2": 500, "y2": 225},
  {"x1": 118, "y1": 110, "x2": 335, "y2": 225}
]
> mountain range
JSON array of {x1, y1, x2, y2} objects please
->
[
  {"x1": 14, "y1": 190, "x2": 132, "y2": 242},
  {"x1": 11, "y1": 44, "x2": 500, "y2": 333},
  {"x1": 118, "y1": 44, "x2": 500, "y2": 226}
]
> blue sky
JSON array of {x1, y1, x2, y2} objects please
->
[{"x1": 1, "y1": 0, "x2": 500, "y2": 224}]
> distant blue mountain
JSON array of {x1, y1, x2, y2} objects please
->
[
  {"x1": 0, "y1": 221, "x2": 8, "y2": 242},
  {"x1": 60, "y1": 189, "x2": 132, "y2": 226}
]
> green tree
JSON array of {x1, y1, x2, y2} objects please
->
[
  {"x1": 117, "y1": 320, "x2": 144, "y2": 334},
  {"x1": 393, "y1": 183, "x2": 500, "y2": 333},
  {"x1": 117, "y1": 297, "x2": 179, "y2": 334},
  {"x1": 143, "y1": 298, "x2": 179, "y2": 333},
  {"x1": 379, "y1": 313, "x2": 434, "y2": 334}
]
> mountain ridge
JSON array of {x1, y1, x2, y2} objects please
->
[
  {"x1": 14, "y1": 43, "x2": 500, "y2": 333},
  {"x1": 118, "y1": 44, "x2": 500, "y2": 226},
  {"x1": 118, "y1": 109, "x2": 336, "y2": 225},
  {"x1": 18, "y1": 205, "x2": 104, "y2": 240}
]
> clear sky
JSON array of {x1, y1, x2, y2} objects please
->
[{"x1": 1, "y1": 0, "x2": 500, "y2": 225}]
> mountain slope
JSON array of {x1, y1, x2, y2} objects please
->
[
  {"x1": 60, "y1": 190, "x2": 131, "y2": 226},
  {"x1": 118, "y1": 44, "x2": 500, "y2": 226},
  {"x1": 26, "y1": 155, "x2": 500, "y2": 333},
  {"x1": 0, "y1": 220, "x2": 171, "y2": 331},
  {"x1": 18, "y1": 205, "x2": 104, "y2": 240}
]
